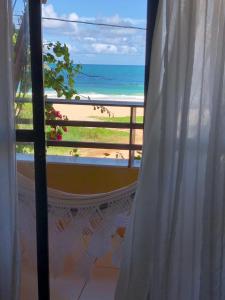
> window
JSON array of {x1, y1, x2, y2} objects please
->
[
  {"x1": 15, "y1": 0, "x2": 151, "y2": 167},
  {"x1": 14, "y1": 0, "x2": 159, "y2": 298}
]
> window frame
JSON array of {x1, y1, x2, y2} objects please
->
[{"x1": 15, "y1": 0, "x2": 159, "y2": 298}]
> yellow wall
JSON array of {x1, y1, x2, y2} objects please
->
[{"x1": 17, "y1": 161, "x2": 139, "y2": 194}]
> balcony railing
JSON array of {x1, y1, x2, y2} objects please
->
[{"x1": 16, "y1": 98, "x2": 144, "y2": 167}]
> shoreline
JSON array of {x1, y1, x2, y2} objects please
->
[{"x1": 46, "y1": 91, "x2": 144, "y2": 102}]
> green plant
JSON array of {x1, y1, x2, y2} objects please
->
[
  {"x1": 43, "y1": 42, "x2": 82, "y2": 141},
  {"x1": 15, "y1": 38, "x2": 82, "y2": 141},
  {"x1": 116, "y1": 152, "x2": 125, "y2": 159},
  {"x1": 134, "y1": 150, "x2": 142, "y2": 160},
  {"x1": 70, "y1": 148, "x2": 80, "y2": 157},
  {"x1": 44, "y1": 42, "x2": 81, "y2": 100},
  {"x1": 93, "y1": 102, "x2": 113, "y2": 118}
]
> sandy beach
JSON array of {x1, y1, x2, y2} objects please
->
[
  {"x1": 53, "y1": 103, "x2": 144, "y2": 122},
  {"x1": 49, "y1": 92, "x2": 144, "y2": 121}
]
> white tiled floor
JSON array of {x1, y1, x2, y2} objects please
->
[
  {"x1": 21, "y1": 262, "x2": 119, "y2": 299},
  {"x1": 79, "y1": 267, "x2": 119, "y2": 300}
]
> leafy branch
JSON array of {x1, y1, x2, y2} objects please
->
[{"x1": 43, "y1": 41, "x2": 82, "y2": 141}]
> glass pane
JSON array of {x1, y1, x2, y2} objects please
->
[
  {"x1": 13, "y1": 0, "x2": 33, "y2": 129},
  {"x1": 42, "y1": 0, "x2": 146, "y2": 166},
  {"x1": 17, "y1": 143, "x2": 38, "y2": 299},
  {"x1": 41, "y1": 0, "x2": 147, "y2": 298},
  {"x1": 41, "y1": 19, "x2": 146, "y2": 101}
]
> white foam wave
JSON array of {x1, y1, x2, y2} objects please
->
[{"x1": 45, "y1": 91, "x2": 144, "y2": 101}]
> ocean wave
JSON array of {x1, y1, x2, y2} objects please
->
[{"x1": 45, "y1": 91, "x2": 144, "y2": 101}]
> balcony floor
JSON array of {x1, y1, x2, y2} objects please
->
[{"x1": 21, "y1": 264, "x2": 119, "y2": 300}]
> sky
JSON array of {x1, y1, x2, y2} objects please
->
[{"x1": 14, "y1": 0, "x2": 147, "y2": 65}]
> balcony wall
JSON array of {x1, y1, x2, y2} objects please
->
[{"x1": 17, "y1": 161, "x2": 139, "y2": 194}]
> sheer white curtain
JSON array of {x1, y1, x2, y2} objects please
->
[
  {"x1": 116, "y1": 0, "x2": 225, "y2": 299},
  {"x1": 0, "y1": 1, "x2": 20, "y2": 299}
]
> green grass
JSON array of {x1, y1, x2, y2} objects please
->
[
  {"x1": 45, "y1": 126, "x2": 129, "y2": 156},
  {"x1": 18, "y1": 103, "x2": 33, "y2": 119},
  {"x1": 16, "y1": 103, "x2": 33, "y2": 129},
  {"x1": 90, "y1": 115, "x2": 144, "y2": 124},
  {"x1": 63, "y1": 126, "x2": 129, "y2": 143},
  {"x1": 46, "y1": 127, "x2": 129, "y2": 155}
]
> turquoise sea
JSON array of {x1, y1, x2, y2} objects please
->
[
  {"x1": 47, "y1": 64, "x2": 145, "y2": 100},
  {"x1": 76, "y1": 64, "x2": 144, "y2": 98}
]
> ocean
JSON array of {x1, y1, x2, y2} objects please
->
[{"x1": 46, "y1": 64, "x2": 145, "y2": 101}]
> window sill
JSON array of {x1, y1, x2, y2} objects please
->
[{"x1": 16, "y1": 153, "x2": 141, "y2": 168}]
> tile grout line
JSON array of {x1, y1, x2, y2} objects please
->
[
  {"x1": 76, "y1": 279, "x2": 89, "y2": 300},
  {"x1": 95, "y1": 266, "x2": 120, "y2": 270},
  {"x1": 76, "y1": 258, "x2": 98, "y2": 300}
]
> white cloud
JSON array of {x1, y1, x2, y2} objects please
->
[
  {"x1": 42, "y1": 4, "x2": 63, "y2": 29},
  {"x1": 42, "y1": 4, "x2": 146, "y2": 62},
  {"x1": 68, "y1": 13, "x2": 79, "y2": 21},
  {"x1": 84, "y1": 37, "x2": 96, "y2": 42},
  {"x1": 42, "y1": 4, "x2": 79, "y2": 33},
  {"x1": 68, "y1": 12, "x2": 79, "y2": 33},
  {"x1": 91, "y1": 43, "x2": 138, "y2": 55},
  {"x1": 120, "y1": 45, "x2": 138, "y2": 54},
  {"x1": 65, "y1": 43, "x2": 77, "y2": 52},
  {"x1": 91, "y1": 43, "x2": 118, "y2": 54},
  {"x1": 101, "y1": 14, "x2": 126, "y2": 25},
  {"x1": 95, "y1": 14, "x2": 145, "y2": 28}
]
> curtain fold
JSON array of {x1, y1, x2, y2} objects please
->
[
  {"x1": 115, "y1": 0, "x2": 225, "y2": 299},
  {"x1": 0, "y1": 0, "x2": 20, "y2": 299}
]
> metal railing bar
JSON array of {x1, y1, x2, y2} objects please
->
[
  {"x1": 16, "y1": 118, "x2": 33, "y2": 125},
  {"x1": 47, "y1": 140, "x2": 142, "y2": 151},
  {"x1": 16, "y1": 118, "x2": 144, "y2": 129},
  {"x1": 46, "y1": 120, "x2": 144, "y2": 129},
  {"x1": 15, "y1": 97, "x2": 144, "y2": 108},
  {"x1": 47, "y1": 98, "x2": 144, "y2": 107},
  {"x1": 128, "y1": 107, "x2": 137, "y2": 167},
  {"x1": 16, "y1": 129, "x2": 35, "y2": 142}
]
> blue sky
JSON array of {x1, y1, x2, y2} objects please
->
[
  {"x1": 48, "y1": 0, "x2": 147, "y2": 20},
  {"x1": 14, "y1": 0, "x2": 147, "y2": 65}
]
